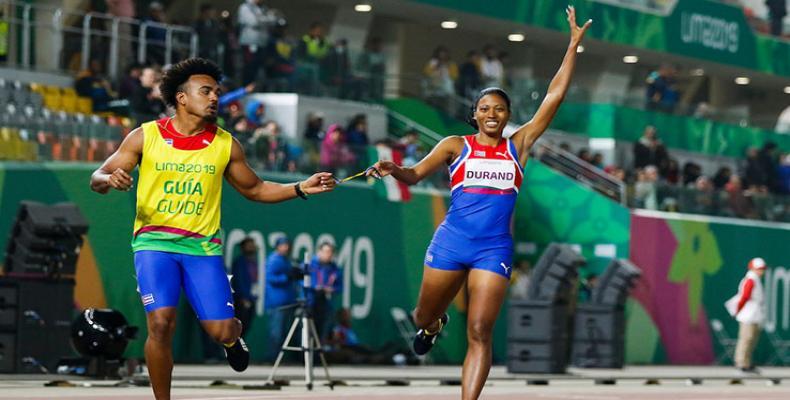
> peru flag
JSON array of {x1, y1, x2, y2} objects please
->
[{"x1": 369, "y1": 144, "x2": 411, "y2": 202}]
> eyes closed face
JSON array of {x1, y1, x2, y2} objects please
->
[{"x1": 475, "y1": 94, "x2": 510, "y2": 136}]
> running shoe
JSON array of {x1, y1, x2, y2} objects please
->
[
  {"x1": 224, "y1": 338, "x2": 250, "y2": 372},
  {"x1": 413, "y1": 313, "x2": 449, "y2": 356}
]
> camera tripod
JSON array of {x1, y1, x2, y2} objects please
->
[{"x1": 265, "y1": 300, "x2": 334, "y2": 390}]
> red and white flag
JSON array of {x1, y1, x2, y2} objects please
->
[{"x1": 369, "y1": 144, "x2": 411, "y2": 202}]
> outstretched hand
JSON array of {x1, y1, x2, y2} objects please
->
[
  {"x1": 301, "y1": 172, "x2": 336, "y2": 195},
  {"x1": 365, "y1": 160, "x2": 397, "y2": 179},
  {"x1": 567, "y1": 5, "x2": 592, "y2": 46}
]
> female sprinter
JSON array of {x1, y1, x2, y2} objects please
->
[{"x1": 367, "y1": 6, "x2": 591, "y2": 399}]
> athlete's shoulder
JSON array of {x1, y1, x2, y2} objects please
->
[
  {"x1": 214, "y1": 123, "x2": 230, "y2": 135},
  {"x1": 214, "y1": 125, "x2": 236, "y2": 141},
  {"x1": 126, "y1": 126, "x2": 145, "y2": 142},
  {"x1": 438, "y1": 135, "x2": 467, "y2": 147},
  {"x1": 117, "y1": 126, "x2": 145, "y2": 153}
]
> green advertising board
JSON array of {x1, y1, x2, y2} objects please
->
[
  {"x1": 667, "y1": 0, "x2": 755, "y2": 70},
  {"x1": 550, "y1": 102, "x2": 790, "y2": 157}
]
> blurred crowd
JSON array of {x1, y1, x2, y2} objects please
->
[
  {"x1": 560, "y1": 125, "x2": 790, "y2": 221},
  {"x1": 720, "y1": 0, "x2": 788, "y2": 37},
  {"x1": 68, "y1": 0, "x2": 397, "y2": 175},
  {"x1": 73, "y1": 1, "x2": 386, "y2": 113},
  {"x1": 420, "y1": 44, "x2": 513, "y2": 119}
]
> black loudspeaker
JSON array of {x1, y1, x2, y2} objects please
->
[
  {"x1": 591, "y1": 258, "x2": 641, "y2": 307},
  {"x1": 571, "y1": 304, "x2": 626, "y2": 368},
  {"x1": 573, "y1": 304, "x2": 626, "y2": 342},
  {"x1": 0, "y1": 278, "x2": 76, "y2": 373},
  {"x1": 507, "y1": 341, "x2": 568, "y2": 374},
  {"x1": 527, "y1": 243, "x2": 585, "y2": 303},
  {"x1": 14, "y1": 202, "x2": 88, "y2": 236},
  {"x1": 571, "y1": 258, "x2": 641, "y2": 369},
  {"x1": 507, "y1": 300, "x2": 569, "y2": 341},
  {"x1": 507, "y1": 244, "x2": 586, "y2": 374},
  {"x1": 507, "y1": 300, "x2": 571, "y2": 373},
  {"x1": 4, "y1": 201, "x2": 88, "y2": 277}
]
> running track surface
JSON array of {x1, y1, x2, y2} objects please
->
[
  {"x1": 1, "y1": 365, "x2": 788, "y2": 399},
  {"x1": 0, "y1": 384, "x2": 789, "y2": 400}
]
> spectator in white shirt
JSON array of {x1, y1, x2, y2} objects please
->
[
  {"x1": 237, "y1": 0, "x2": 276, "y2": 83},
  {"x1": 479, "y1": 44, "x2": 504, "y2": 88}
]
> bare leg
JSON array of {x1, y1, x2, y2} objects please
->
[
  {"x1": 412, "y1": 265, "x2": 468, "y2": 331},
  {"x1": 201, "y1": 318, "x2": 243, "y2": 345},
  {"x1": 144, "y1": 307, "x2": 178, "y2": 400},
  {"x1": 461, "y1": 269, "x2": 509, "y2": 400}
]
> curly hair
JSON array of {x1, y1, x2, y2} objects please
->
[{"x1": 159, "y1": 58, "x2": 222, "y2": 108}]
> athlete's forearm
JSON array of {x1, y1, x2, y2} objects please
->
[
  {"x1": 545, "y1": 43, "x2": 580, "y2": 103},
  {"x1": 520, "y1": 43, "x2": 579, "y2": 143},
  {"x1": 390, "y1": 166, "x2": 421, "y2": 185},
  {"x1": 90, "y1": 170, "x2": 112, "y2": 194},
  {"x1": 247, "y1": 180, "x2": 302, "y2": 203}
]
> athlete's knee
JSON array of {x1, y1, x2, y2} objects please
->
[
  {"x1": 467, "y1": 319, "x2": 494, "y2": 345},
  {"x1": 412, "y1": 307, "x2": 439, "y2": 329},
  {"x1": 147, "y1": 313, "x2": 176, "y2": 342},
  {"x1": 207, "y1": 319, "x2": 241, "y2": 344}
]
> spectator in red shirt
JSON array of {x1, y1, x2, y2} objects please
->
[{"x1": 726, "y1": 257, "x2": 767, "y2": 373}]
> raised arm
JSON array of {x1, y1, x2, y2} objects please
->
[
  {"x1": 90, "y1": 128, "x2": 143, "y2": 194},
  {"x1": 511, "y1": 6, "x2": 591, "y2": 161},
  {"x1": 224, "y1": 137, "x2": 335, "y2": 202},
  {"x1": 366, "y1": 136, "x2": 463, "y2": 185}
]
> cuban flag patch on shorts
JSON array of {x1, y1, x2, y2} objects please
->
[{"x1": 141, "y1": 293, "x2": 155, "y2": 306}]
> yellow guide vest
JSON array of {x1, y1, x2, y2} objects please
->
[{"x1": 131, "y1": 121, "x2": 232, "y2": 256}]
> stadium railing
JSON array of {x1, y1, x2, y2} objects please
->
[{"x1": 1, "y1": 0, "x2": 197, "y2": 79}]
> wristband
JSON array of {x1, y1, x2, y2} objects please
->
[{"x1": 294, "y1": 182, "x2": 308, "y2": 200}]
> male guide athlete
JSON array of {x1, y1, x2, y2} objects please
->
[
  {"x1": 90, "y1": 58, "x2": 335, "y2": 399},
  {"x1": 368, "y1": 6, "x2": 591, "y2": 400}
]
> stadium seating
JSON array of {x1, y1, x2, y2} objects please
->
[{"x1": 0, "y1": 78, "x2": 123, "y2": 162}]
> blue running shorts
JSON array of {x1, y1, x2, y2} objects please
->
[
  {"x1": 424, "y1": 235, "x2": 513, "y2": 279},
  {"x1": 134, "y1": 250, "x2": 235, "y2": 320}
]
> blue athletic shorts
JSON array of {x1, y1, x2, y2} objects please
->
[
  {"x1": 134, "y1": 250, "x2": 235, "y2": 320},
  {"x1": 424, "y1": 236, "x2": 513, "y2": 279}
]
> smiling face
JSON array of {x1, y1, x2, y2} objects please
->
[
  {"x1": 177, "y1": 74, "x2": 220, "y2": 123},
  {"x1": 474, "y1": 93, "x2": 511, "y2": 137}
]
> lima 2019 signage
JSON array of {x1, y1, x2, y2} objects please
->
[
  {"x1": 765, "y1": 266, "x2": 790, "y2": 334},
  {"x1": 680, "y1": 11, "x2": 739, "y2": 53},
  {"x1": 669, "y1": 0, "x2": 755, "y2": 68}
]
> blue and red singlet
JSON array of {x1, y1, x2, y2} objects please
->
[{"x1": 425, "y1": 135, "x2": 523, "y2": 278}]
